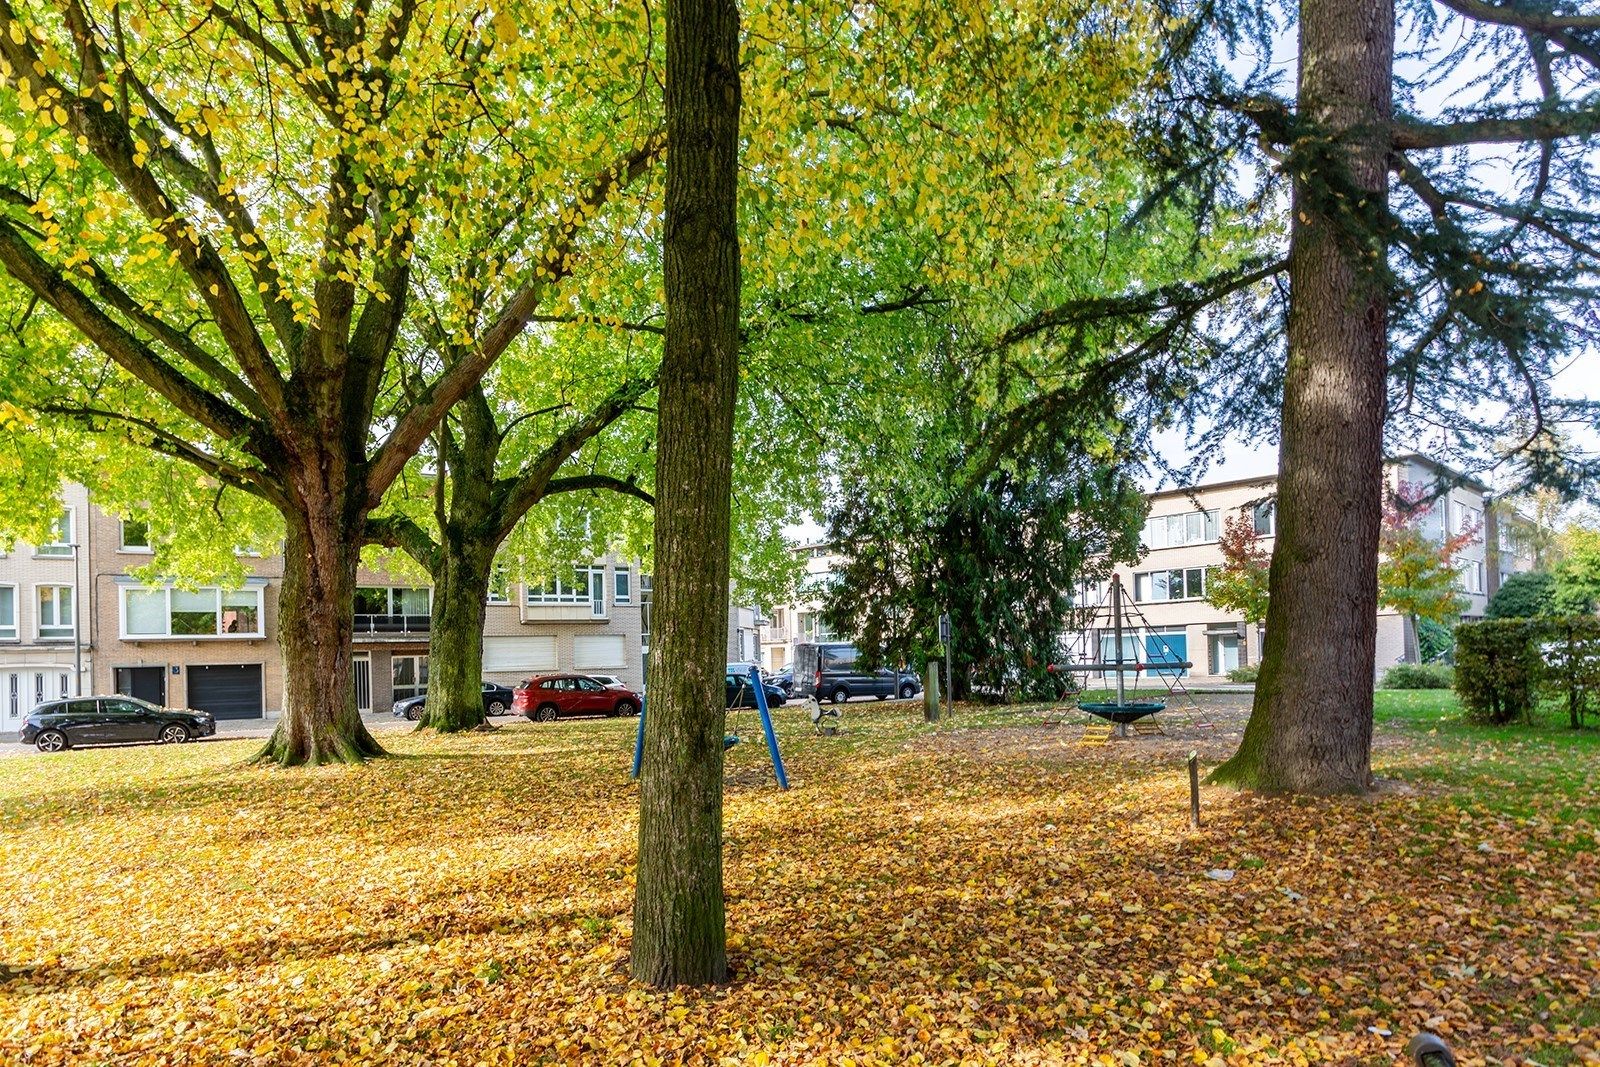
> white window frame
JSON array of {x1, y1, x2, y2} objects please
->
[
  {"x1": 118, "y1": 585, "x2": 265, "y2": 639},
  {"x1": 1132, "y1": 567, "x2": 1209, "y2": 603},
  {"x1": 1141, "y1": 509, "x2": 1220, "y2": 550},
  {"x1": 613, "y1": 567, "x2": 632, "y2": 605},
  {"x1": 525, "y1": 566, "x2": 604, "y2": 607},
  {"x1": 1251, "y1": 502, "x2": 1275, "y2": 537},
  {"x1": 36, "y1": 584, "x2": 75, "y2": 640},
  {"x1": 0, "y1": 583, "x2": 16, "y2": 640},
  {"x1": 120, "y1": 517, "x2": 153, "y2": 553},
  {"x1": 486, "y1": 565, "x2": 511, "y2": 604},
  {"x1": 36, "y1": 507, "x2": 74, "y2": 557},
  {"x1": 392, "y1": 654, "x2": 428, "y2": 701}
]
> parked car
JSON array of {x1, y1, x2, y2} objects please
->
[
  {"x1": 20, "y1": 696, "x2": 216, "y2": 752},
  {"x1": 514, "y1": 674, "x2": 642, "y2": 721},
  {"x1": 724, "y1": 666, "x2": 787, "y2": 709},
  {"x1": 792, "y1": 642, "x2": 922, "y2": 703},
  {"x1": 768, "y1": 665, "x2": 794, "y2": 696},
  {"x1": 587, "y1": 675, "x2": 629, "y2": 690},
  {"x1": 392, "y1": 682, "x2": 516, "y2": 720}
]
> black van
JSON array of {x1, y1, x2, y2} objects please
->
[{"x1": 793, "y1": 642, "x2": 921, "y2": 703}]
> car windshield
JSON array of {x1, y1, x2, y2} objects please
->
[{"x1": 121, "y1": 696, "x2": 162, "y2": 712}]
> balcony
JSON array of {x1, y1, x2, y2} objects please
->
[
  {"x1": 353, "y1": 614, "x2": 432, "y2": 637},
  {"x1": 762, "y1": 626, "x2": 792, "y2": 644}
]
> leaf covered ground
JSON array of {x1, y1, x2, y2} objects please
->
[{"x1": 1, "y1": 694, "x2": 1596, "y2": 1066}]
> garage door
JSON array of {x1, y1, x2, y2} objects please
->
[
  {"x1": 483, "y1": 636, "x2": 557, "y2": 673},
  {"x1": 187, "y1": 664, "x2": 264, "y2": 719},
  {"x1": 573, "y1": 635, "x2": 626, "y2": 669}
]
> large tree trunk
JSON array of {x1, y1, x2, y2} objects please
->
[
  {"x1": 254, "y1": 495, "x2": 384, "y2": 766},
  {"x1": 1212, "y1": 0, "x2": 1392, "y2": 794},
  {"x1": 631, "y1": 0, "x2": 741, "y2": 989},
  {"x1": 421, "y1": 535, "x2": 493, "y2": 733}
]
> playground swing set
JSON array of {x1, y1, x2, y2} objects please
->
[
  {"x1": 630, "y1": 665, "x2": 790, "y2": 790},
  {"x1": 1048, "y1": 573, "x2": 1214, "y2": 744}
]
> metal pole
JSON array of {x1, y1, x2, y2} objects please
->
[
  {"x1": 72, "y1": 542, "x2": 84, "y2": 696},
  {"x1": 943, "y1": 645, "x2": 953, "y2": 723},
  {"x1": 750, "y1": 665, "x2": 789, "y2": 790},
  {"x1": 630, "y1": 696, "x2": 646, "y2": 780},
  {"x1": 1112, "y1": 575, "x2": 1126, "y2": 707},
  {"x1": 1188, "y1": 751, "x2": 1201, "y2": 829}
]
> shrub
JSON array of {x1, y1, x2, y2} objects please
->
[
  {"x1": 1485, "y1": 571, "x2": 1557, "y2": 620},
  {"x1": 1227, "y1": 664, "x2": 1259, "y2": 683},
  {"x1": 1456, "y1": 616, "x2": 1600, "y2": 727},
  {"x1": 1455, "y1": 620, "x2": 1541, "y2": 724},
  {"x1": 1417, "y1": 618, "x2": 1455, "y2": 663},
  {"x1": 1382, "y1": 663, "x2": 1455, "y2": 689}
]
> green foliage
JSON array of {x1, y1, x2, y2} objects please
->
[
  {"x1": 1455, "y1": 617, "x2": 1600, "y2": 728},
  {"x1": 1416, "y1": 618, "x2": 1455, "y2": 664},
  {"x1": 1206, "y1": 514, "x2": 1270, "y2": 624},
  {"x1": 821, "y1": 430, "x2": 1145, "y2": 704},
  {"x1": 1381, "y1": 663, "x2": 1455, "y2": 690},
  {"x1": 1486, "y1": 571, "x2": 1558, "y2": 620},
  {"x1": 1551, "y1": 525, "x2": 1600, "y2": 616},
  {"x1": 1378, "y1": 483, "x2": 1473, "y2": 629},
  {"x1": 1226, "y1": 664, "x2": 1259, "y2": 683}
]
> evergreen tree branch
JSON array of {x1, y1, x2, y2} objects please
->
[{"x1": 1392, "y1": 106, "x2": 1600, "y2": 149}]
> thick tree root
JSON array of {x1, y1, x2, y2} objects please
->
[{"x1": 248, "y1": 721, "x2": 386, "y2": 767}]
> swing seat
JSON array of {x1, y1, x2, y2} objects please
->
[{"x1": 724, "y1": 734, "x2": 741, "y2": 750}]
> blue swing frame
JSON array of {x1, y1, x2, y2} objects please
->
[{"x1": 630, "y1": 664, "x2": 789, "y2": 790}]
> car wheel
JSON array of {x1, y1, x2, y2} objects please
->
[
  {"x1": 831, "y1": 686, "x2": 849, "y2": 705},
  {"x1": 535, "y1": 704, "x2": 559, "y2": 723},
  {"x1": 34, "y1": 729, "x2": 67, "y2": 753},
  {"x1": 615, "y1": 699, "x2": 638, "y2": 717},
  {"x1": 406, "y1": 705, "x2": 421, "y2": 721},
  {"x1": 487, "y1": 700, "x2": 506, "y2": 716},
  {"x1": 899, "y1": 683, "x2": 916, "y2": 699},
  {"x1": 158, "y1": 723, "x2": 190, "y2": 745}
]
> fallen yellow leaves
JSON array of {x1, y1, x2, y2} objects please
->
[{"x1": 0, "y1": 702, "x2": 1596, "y2": 1065}]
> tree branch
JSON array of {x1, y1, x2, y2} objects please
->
[
  {"x1": 544, "y1": 473, "x2": 655, "y2": 507},
  {"x1": 366, "y1": 131, "x2": 666, "y2": 504},
  {"x1": 1392, "y1": 107, "x2": 1600, "y2": 149}
]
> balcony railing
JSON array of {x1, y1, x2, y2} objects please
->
[
  {"x1": 763, "y1": 626, "x2": 791, "y2": 643},
  {"x1": 353, "y1": 613, "x2": 432, "y2": 635}
]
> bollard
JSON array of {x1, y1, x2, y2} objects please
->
[{"x1": 1188, "y1": 751, "x2": 1201, "y2": 829}]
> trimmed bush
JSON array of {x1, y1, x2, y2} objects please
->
[
  {"x1": 1485, "y1": 571, "x2": 1557, "y2": 620},
  {"x1": 1226, "y1": 664, "x2": 1259, "y2": 683},
  {"x1": 1382, "y1": 663, "x2": 1455, "y2": 689},
  {"x1": 1455, "y1": 616, "x2": 1600, "y2": 727}
]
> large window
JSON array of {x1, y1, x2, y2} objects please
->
[
  {"x1": 1458, "y1": 560, "x2": 1486, "y2": 596},
  {"x1": 0, "y1": 584, "x2": 15, "y2": 639},
  {"x1": 1140, "y1": 509, "x2": 1219, "y2": 550},
  {"x1": 121, "y1": 586, "x2": 265, "y2": 638},
  {"x1": 392, "y1": 655, "x2": 428, "y2": 701},
  {"x1": 486, "y1": 565, "x2": 511, "y2": 604},
  {"x1": 1251, "y1": 501, "x2": 1275, "y2": 537},
  {"x1": 356, "y1": 587, "x2": 431, "y2": 616},
  {"x1": 799, "y1": 611, "x2": 838, "y2": 642},
  {"x1": 37, "y1": 508, "x2": 74, "y2": 556},
  {"x1": 1133, "y1": 567, "x2": 1209, "y2": 603},
  {"x1": 38, "y1": 585, "x2": 74, "y2": 639},
  {"x1": 525, "y1": 567, "x2": 604, "y2": 611},
  {"x1": 614, "y1": 567, "x2": 632, "y2": 604}
]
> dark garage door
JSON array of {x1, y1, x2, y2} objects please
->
[{"x1": 187, "y1": 664, "x2": 264, "y2": 720}]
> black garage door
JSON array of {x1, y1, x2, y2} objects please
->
[{"x1": 187, "y1": 664, "x2": 264, "y2": 720}]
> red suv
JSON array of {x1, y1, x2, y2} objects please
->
[{"x1": 514, "y1": 674, "x2": 641, "y2": 722}]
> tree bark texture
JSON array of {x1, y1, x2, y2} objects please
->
[
  {"x1": 254, "y1": 474, "x2": 384, "y2": 766},
  {"x1": 421, "y1": 535, "x2": 493, "y2": 732},
  {"x1": 1213, "y1": 0, "x2": 1393, "y2": 794},
  {"x1": 631, "y1": 0, "x2": 741, "y2": 989}
]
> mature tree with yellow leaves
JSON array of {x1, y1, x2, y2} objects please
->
[{"x1": 0, "y1": 0, "x2": 663, "y2": 763}]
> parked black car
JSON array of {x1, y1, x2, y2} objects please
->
[
  {"x1": 392, "y1": 682, "x2": 516, "y2": 720},
  {"x1": 792, "y1": 642, "x2": 922, "y2": 703},
  {"x1": 20, "y1": 696, "x2": 216, "y2": 752},
  {"x1": 768, "y1": 666, "x2": 794, "y2": 696},
  {"x1": 724, "y1": 666, "x2": 787, "y2": 709}
]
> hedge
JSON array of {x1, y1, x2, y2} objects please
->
[
  {"x1": 1454, "y1": 616, "x2": 1600, "y2": 727},
  {"x1": 1381, "y1": 663, "x2": 1454, "y2": 689}
]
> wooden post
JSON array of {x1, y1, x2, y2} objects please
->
[
  {"x1": 924, "y1": 661, "x2": 941, "y2": 723},
  {"x1": 1188, "y1": 751, "x2": 1201, "y2": 829}
]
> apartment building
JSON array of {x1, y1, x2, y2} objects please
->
[
  {"x1": 757, "y1": 542, "x2": 844, "y2": 673},
  {"x1": 1097, "y1": 454, "x2": 1536, "y2": 682},
  {"x1": 2, "y1": 486, "x2": 763, "y2": 724},
  {"x1": 1, "y1": 483, "x2": 93, "y2": 733}
]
